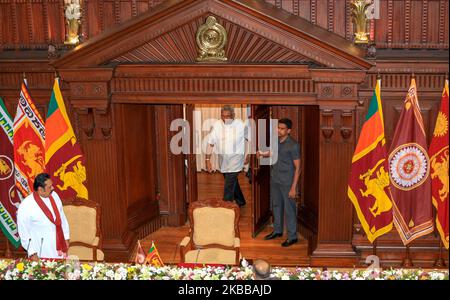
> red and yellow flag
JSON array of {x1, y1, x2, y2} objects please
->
[
  {"x1": 429, "y1": 80, "x2": 449, "y2": 249},
  {"x1": 388, "y1": 78, "x2": 434, "y2": 245},
  {"x1": 45, "y1": 78, "x2": 88, "y2": 200},
  {"x1": 145, "y1": 241, "x2": 164, "y2": 267},
  {"x1": 348, "y1": 78, "x2": 393, "y2": 242},
  {"x1": 13, "y1": 81, "x2": 45, "y2": 197}
]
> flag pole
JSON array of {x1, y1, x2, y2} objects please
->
[
  {"x1": 434, "y1": 239, "x2": 445, "y2": 267},
  {"x1": 402, "y1": 245, "x2": 413, "y2": 267},
  {"x1": 4, "y1": 239, "x2": 12, "y2": 258},
  {"x1": 372, "y1": 238, "x2": 377, "y2": 256},
  {"x1": 22, "y1": 72, "x2": 28, "y2": 85},
  {"x1": 372, "y1": 72, "x2": 380, "y2": 259}
]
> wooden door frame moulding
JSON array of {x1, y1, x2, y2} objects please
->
[{"x1": 55, "y1": 64, "x2": 368, "y2": 106}]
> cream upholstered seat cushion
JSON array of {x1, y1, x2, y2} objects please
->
[
  {"x1": 68, "y1": 246, "x2": 104, "y2": 261},
  {"x1": 193, "y1": 207, "x2": 235, "y2": 247},
  {"x1": 184, "y1": 248, "x2": 239, "y2": 265},
  {"x1": 63, "y1": 205, "x2": 97, "y2": 245}
]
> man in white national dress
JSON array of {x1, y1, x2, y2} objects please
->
[{"x1": 17, "y1": 173, "x2": 70, "y2": 260}]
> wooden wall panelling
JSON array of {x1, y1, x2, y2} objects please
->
[
  {"x1": 315, "y1": 0, "x2": 328, "y2": 30},
  {"x1": 88, "y1": 106, "x2": 131, "y2": 261},
  {"x1": 427, "y1": 0, "x2": 440, "y2": 45},
  {"x1": 374, "y1": 0, "x2": 449, "y2": 49},
  {"x1": 298, "y1": 0, "x2": 311, "y2": 21},
  {"x1": 1, "y1": 0, "x2": 448, "y2": 50},
  {"x1": 48, "y1": 0, "x2": 64, "y2": 45},
  {"x1": 103, "y1": 0, "x2": 116, "y2": 31},
  {"x1": 410, "y1": 0, "x2": 423, "y2": 45},
  {"x1": 392, "y1": 0, "x2": 405, "y2": 47},
  {"x1": 115, "y1": 103, "x2": 159, "y2": 233},
  {"x1": 332, "y1": 0, "x2": 346, "y2": 37},
  {"x1": 300, "y1": 105, "x2": 319, "y2": 254}
]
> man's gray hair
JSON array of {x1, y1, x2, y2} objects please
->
[{"x1": 221, "y1": 105, "x2": 235, "y2": 117}]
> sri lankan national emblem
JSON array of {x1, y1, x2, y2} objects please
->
[
  {"x1": 388, "y1": 143, "x2": 429, "y2": 191},
  {"x1": 196, "y1": 16, "x2": 227, "y2": 62}
]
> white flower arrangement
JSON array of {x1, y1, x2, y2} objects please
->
[{"x1": 0, "y1": 259, "x2": 448, "y2": 280}]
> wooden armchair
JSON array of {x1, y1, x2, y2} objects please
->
[
  {"x1": 62, "y1": 197, "x2": 104, "y2": 261},
  {"x1": 180, "y1": 198, "x2": 241, "y2": 265}
]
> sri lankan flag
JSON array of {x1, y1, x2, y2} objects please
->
[
  {"x1": 348, "y1": 78, "x2": 393, "y2": 242},
  {"x1": 145, "y1": 241, "x2": 164, "y2": 267},
  {"x1": 45, "y1": 78, "x2": 88, "y2": 200},
  {"x1": 429, "y1": 80, "x2": 449, "y2": 249},
  {"x1": 13, "y1": 80, "x2": 45, "y2": 197}
]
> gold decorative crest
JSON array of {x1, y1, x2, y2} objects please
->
[
  {"x1": 196, "y1": 16, "x2": 227, "y2": 62},
  {"x1": 0, "y1": 157, "x2": 12, "y2": 178}
]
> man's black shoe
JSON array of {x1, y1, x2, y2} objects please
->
[
  {"x1": 281, "y1": 239, "x2": 298, "y2": 247},
  {"x1": 264, "y1": 232, "x2": 282, "y2": 240}
]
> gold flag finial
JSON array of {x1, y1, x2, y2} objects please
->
[{"x1": 351, "y1": 0, "x2": 371, "y2": 44}]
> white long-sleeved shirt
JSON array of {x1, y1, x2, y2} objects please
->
[
  {"x1": 17, "y1": 191, "x2": 70, "y2": 259},
  {"x1": 207, "y1": 119, "x2": 248, "y2": 173}
]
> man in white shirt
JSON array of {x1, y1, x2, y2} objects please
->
[
  {"x1": 205, "y1": 105, "x2": 249, "y2": 207},
  {"x1": 17, "y1": 173, "x2": 70, "y2": 260}
]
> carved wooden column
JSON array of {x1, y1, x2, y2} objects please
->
[
  {"x1": 310, "y1": 69, "x2": 367, "y2": 266},
  {"x1": 155, "y1": 105, "x2": 187, "y2": 226},
  {"x1": 58, "y1": 68, "x2": 133, "y2": 261}
]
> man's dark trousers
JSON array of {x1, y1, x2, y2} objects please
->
[
  {"x1": 223, "y1": 172, "x2": 246, "y2": 206},
  {"x1": 271, "y1": 181, "x2": 297, "y2": 240}
]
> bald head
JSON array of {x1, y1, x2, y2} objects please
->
[{"x1": 253, "y1": 259, "x2": 271, "y2": 280}]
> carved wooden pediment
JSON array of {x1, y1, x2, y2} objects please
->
[
  {"x1": 110, "y1": 14, "x2": 317, "y2": 65},
  {"x1": 53, "y1": 0, "x2": 372, "y2": 70}
]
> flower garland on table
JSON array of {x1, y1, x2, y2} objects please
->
[{"x1": 0, "y1": 259, "x2": 448, "y2": 280}]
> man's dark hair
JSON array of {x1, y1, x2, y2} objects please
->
[
  {"x1": 279, "y1": 118, "x2": 293, "y2": 129},
  {"x1": 33, "y1": 173, "x2": 51, "y2": 191}
]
